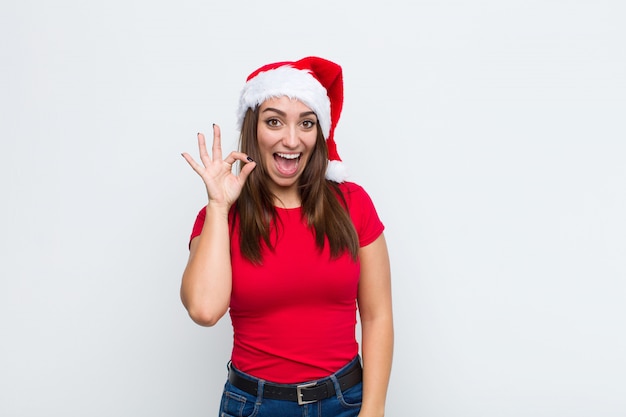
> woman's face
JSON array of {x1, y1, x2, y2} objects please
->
[{"x1": 256, "y1": 96, "x2": 318, "y2": 199}]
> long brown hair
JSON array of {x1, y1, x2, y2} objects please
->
[{"x1": 235, "y1": 107, "x2": 359, "y2": 264}]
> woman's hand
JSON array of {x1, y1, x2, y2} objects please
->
[{"x1": 181, "y1": 124, "x2": 256, "y2": 210}]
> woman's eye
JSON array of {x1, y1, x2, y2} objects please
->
[
  {"x1": 266, "y1": 118, "x2": 280, "y2": 127},
  {"x1": 302, "y1": 120, "x2": 316, "y2": 129}
]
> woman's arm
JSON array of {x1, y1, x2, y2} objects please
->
[
  {"x1": 180, "y1": 205, "x2": 232, "y2": 326},
  {"x1": 180, "y1": 126, "x2": 255, "y2": 326},
  {"x1": 357, "y1": 233, "x2": 394, "y2": 417}
]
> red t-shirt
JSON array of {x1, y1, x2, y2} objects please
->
[{"x1": 190, "y1": 182, "x2": 384, "y2": 383}]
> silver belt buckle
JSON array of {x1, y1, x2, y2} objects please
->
[{"x1": 296, "y1": 382, "x2": 317, "y2": 405}]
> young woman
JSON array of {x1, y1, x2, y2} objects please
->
[{"x1": 181, "y1": 57, "x2": 393, "y2": 417}]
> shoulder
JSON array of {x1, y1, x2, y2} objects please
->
[
  {"x1": 338, "y1": 181, "x2": 364, "y2": 193},
  {"x1": 337, "y1": 181, "x2": 367, "y2": 196},
  {"x1": 336, "y1": 181, "x2": 384, "y2": 246},
  {"x1": 337, "y1": 181, "x2": 374, "y2": 205}
]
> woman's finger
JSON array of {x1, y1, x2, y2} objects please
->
[
  {"x1": 196, "y1": 132, "x2": 212, "y2": 166},
  {"x1": 211, "y1": 124, "x2": 223, "y2": 162},
  {"x1": 238, "y1": 159, "x2": 257, "y2": 184},
  {"x1": 181, "y1": 152, "x2": 205, "y2": 176},
  {"x1": 223, "y1": 151, "x2": 253, "y2": 166}
]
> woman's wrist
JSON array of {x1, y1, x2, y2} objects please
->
[{"x1": 205, "y1": 200, "x2": 231, "y2": 219}]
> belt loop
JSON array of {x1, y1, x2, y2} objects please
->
[
  {"x1": 255, "y1": 378, "x2": 265, "y2": 406},
  {"x1": 329, "y1": 373, "x2": 343, "y2": 401}
]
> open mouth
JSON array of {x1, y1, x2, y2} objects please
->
[{"x1": 274, "y1": 152, "x2": 302, "y2": 176}]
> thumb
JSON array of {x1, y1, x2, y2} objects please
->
[{"x1": 238, "y1": 160, "x2": 257, "y2": 184}]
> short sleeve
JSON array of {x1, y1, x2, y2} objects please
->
[
  {"x1": 189, "y1": 206, "x2": 207, "y2": 248},
  {"x1": 339, "y1": 182, "x2": 385, "y2": 247}
]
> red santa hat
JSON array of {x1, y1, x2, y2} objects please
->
[{"x1": 237, "y1": 56, "x2": 348, "y2": 182}]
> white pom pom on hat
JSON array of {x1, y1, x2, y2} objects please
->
[{"x1": 237, "y1": 56, "x2": 347, "y2": 182}]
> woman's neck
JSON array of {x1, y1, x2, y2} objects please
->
[{"x1": 271, "y1": 188, "x2": 301, "y2": 209}]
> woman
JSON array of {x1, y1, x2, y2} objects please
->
[{"x1": 181, "y1": 57, "x2": 393, "y2": 417}]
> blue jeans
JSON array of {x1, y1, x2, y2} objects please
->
[{"x1": 219, "y1": 356, "x2": 363, "y2": 417}]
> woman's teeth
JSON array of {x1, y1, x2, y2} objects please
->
[{"x1": 276, "y1": 153, "x2": 300, "y2": 159}]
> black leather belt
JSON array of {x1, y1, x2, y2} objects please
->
[{"x1": 228, "y1": 360, "x2": 362, "y2": 405}]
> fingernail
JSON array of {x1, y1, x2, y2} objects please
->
[
  {"x1": 247, "y1": 156, "x2": 254, "y2": 162},
  {"x1": 212, "y1": 123, "x2": 216, "y2": 127}
]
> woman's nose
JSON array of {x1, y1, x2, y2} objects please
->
[{"x1": 281, "y1": 126, "x2": 298, "y2": 148}]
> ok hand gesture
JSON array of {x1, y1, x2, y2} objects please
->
[{"x1": 181, "y1": 124, "x2": 256, "y2": 210}]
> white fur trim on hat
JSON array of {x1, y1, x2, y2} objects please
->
[
  {"x1": 326, "y1": 160, "x2": 349, "y2": 183},
  {"x1": 237, "y1": 66, "x2": 331, "y2": 138}
]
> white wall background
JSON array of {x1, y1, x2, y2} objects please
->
[{"x1": 1, "y1": 0, "x2": 625, "y2": 416}]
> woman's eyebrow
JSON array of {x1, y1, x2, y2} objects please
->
[
  {"x1": 261, "y1": 107, "x2": 286, "y2": 116},
  {"x1": 261, "y1": 108, "x2": 317, "y2": 118}
]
